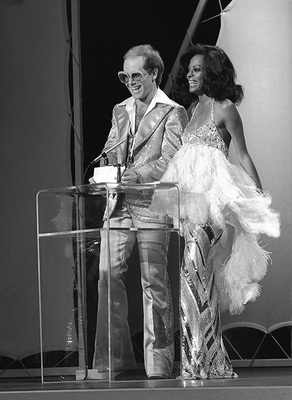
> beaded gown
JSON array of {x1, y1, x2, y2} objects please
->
[{"x1": 152, "y1": 99, "x2": 280, "y2": 379}]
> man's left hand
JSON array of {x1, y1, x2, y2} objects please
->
[{"x1": 121, "y1": 169, "x2": 139, "y2": 183}]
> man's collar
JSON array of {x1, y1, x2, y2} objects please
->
[{"x1": 149, "y1": 87, "x2": 174, "y2": 107}]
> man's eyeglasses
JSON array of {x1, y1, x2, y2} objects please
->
[{"x1": 118, "y1": 70, "x2": 151, "y2": 84}]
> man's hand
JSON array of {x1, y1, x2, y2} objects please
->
[{"x1": 121, "y1": 169, "x2": 139, "y2": 184}]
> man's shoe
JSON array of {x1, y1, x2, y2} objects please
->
[{"x1": 148, "y1": 374, "x2": 169, "y2": 380}]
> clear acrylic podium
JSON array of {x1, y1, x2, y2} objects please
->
[{"x1": 36, "y1": 182, "x2": 181, "y2": 382}]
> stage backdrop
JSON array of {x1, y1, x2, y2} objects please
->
[
  {"x1": 0, "y1": 0, "x2": 82, "y2": 363},
  {"x1": 217, "y1": 0, "x2": 292, "y2": 330},
  {"x1": 0, "y1": 0, "x2": 291, "y2": 372}
]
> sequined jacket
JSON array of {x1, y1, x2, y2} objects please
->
[{"x1": 101, "y1": 90, "x2": 188, "y2": 219}]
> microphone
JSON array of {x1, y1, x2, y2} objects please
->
[{"x1": 89, "y1": 138, "x2": 126, "y2": 166}]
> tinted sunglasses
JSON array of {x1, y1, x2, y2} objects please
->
[{"x1": 118, "y1": 70, "x2": 151, "y2": 84}]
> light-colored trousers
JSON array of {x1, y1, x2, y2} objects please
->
[{"x1": 93, "y1": 203, "x2": 174, "y2": 377}]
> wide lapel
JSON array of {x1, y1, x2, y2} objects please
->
[
  {"x1": 133, "y1": 104, "x2": 171, "y2": 153},
  {"x1": 103, "y1": 106, "x2": 130, "y2": 218},
  {"x1": 115, "y1": 106, "x2": 130, "y2": 163}
]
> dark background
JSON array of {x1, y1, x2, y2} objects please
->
[{"x1": 79, "y1": 0, "x2": 232, "y2": 181}]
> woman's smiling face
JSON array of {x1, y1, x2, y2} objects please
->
[{"x1": 187, "y1": 54, "x2": 205, "y2": 95}]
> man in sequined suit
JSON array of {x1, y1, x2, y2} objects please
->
[{"x1": 91, "y1": 44, "x2": 188, "y2": 379}]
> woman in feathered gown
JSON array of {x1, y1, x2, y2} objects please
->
[{"x1": 152, "y1": 44, "x2": 280, "y2": 379}]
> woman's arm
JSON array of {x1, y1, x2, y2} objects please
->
[{"x1": 221, "y1": 101, "x2": 262, "y2": 190}]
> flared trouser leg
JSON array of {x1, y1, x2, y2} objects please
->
[
  {"x1": 93, "y1": 209, "x2": 137, "y2": 372},
  {"x1": 93, "y1": 206, "x2": 174, "y2": 376},
  {"x1": 135, "y1": 219, "x2": 174, "y2": 377}
]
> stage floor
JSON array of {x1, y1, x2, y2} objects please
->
[{"x1": 0, "y1": 367, "x2": 291, "y2": 400}]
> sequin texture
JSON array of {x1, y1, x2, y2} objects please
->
[
  {"x1": 150, "y1": 97, "x2": 280, "y2": 379},
  {"x1": 180, "y1": 222, "x2": 237, "y2": 379},
  {"x1": 182, "y1": 100, "x2": 228, "y2": 158}
]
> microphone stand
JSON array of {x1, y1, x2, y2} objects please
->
[
  {"x1": 89, "y1": 138, "x2": 126, "y2": 166},
  {"x1": 116, "y1": 164, "x2": 122, "y2": 183},
  {"x1": 83, "y1": 138, "x2": 126, "y2": 182}
]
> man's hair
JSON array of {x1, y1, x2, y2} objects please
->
[{"x1": 124, "y1": 44, "x2": 164, "y2": 86}]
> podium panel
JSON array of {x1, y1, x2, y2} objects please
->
[{"x1": 36, "y1": 183, "x2": 180, "y2": 382}]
